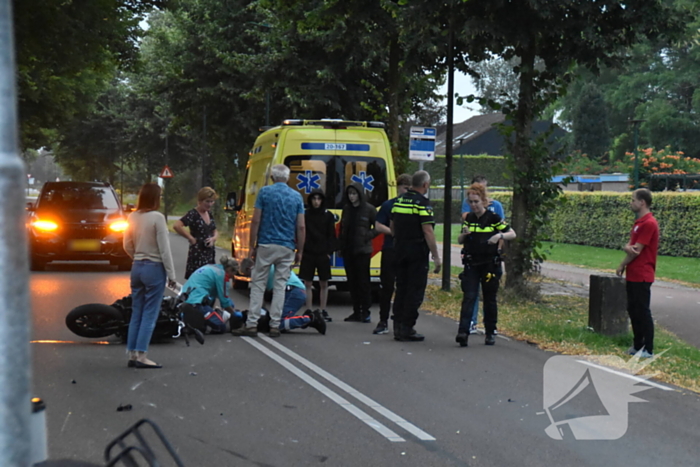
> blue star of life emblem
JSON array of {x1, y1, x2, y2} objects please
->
[
  {"x1": 351, "y1": 171, "x2": 374, "y2": 192},
  {"x1": 296, "y1": 170, "x2": 321, "y2": 194}
]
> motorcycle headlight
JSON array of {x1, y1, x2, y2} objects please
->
[
  {"x1": 109, "y1": 220, "x2": 129, "y2": 233},
  {"x1": 32, "y1": 220, "x2": 59, "y2": 232}
]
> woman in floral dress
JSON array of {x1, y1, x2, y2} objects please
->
[{"x1": 174, "y1": 187, "x2": 219, "y2": 279}]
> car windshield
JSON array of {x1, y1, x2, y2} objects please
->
[
  {"x1": 39, "y1": 186, "x2": 119, "y2": 210},
  {"x1": 284, "y1": 155, "x2": 388, "y2": 209}
]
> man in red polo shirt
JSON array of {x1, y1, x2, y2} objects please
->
[{"x1": 616, "y1": 188, "x2": 659, "y2": 358}]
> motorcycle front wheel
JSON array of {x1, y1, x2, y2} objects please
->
[{"x1": 66, "y1": 304, "x2": 124, "y2": 338}]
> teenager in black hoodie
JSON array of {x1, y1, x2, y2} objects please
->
[
  {"x1": 339, "y1": 182, "x2": 378, "y2": 323},
  {"x1": 299, "y1": 189, "x2": 336, "y2": 322}
]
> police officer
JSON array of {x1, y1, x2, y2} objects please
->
[
  {"x1": 390, "y1": 170, "x2": 441, "y2": 342},
  {"x1": 456, "y1": 183, "x2": 516, "y2": 347}
]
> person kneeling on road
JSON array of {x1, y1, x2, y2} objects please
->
[
  {"x1": 231, "y1": 265, "x2": 326, "y2": 337},
  {"x1": 180, "y1": 256, "x2": 239, "y2": 333}
]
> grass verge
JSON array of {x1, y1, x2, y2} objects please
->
[
  {"x1": 423, "y1": 276, "x2": 700, "y2": 394},
  {"x1": 542, "y1": 241, "x2": 700, "y2": 287}
]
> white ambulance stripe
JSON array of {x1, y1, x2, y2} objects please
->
[
  {"x1": 242, "y1": 337, "x2": 405, "y2": 442},
  {"x1": 260, "y1": 335, "x2": 436, "y2": 441}
]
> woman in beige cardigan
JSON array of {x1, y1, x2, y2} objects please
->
[{"x1": 123, "y1": 183, "x2": 177, "y2": 368}]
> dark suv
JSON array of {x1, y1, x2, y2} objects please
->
[{"x1": 27, "y1": 181, "x2": 131, "y2": 271}]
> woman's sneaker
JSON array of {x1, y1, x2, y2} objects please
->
[
  {"x1": 320, "y1": 309, "x2": 332, "y2": 322},
  {"x1": 373, "y1": 321, "x2": 389, "y2": 335}
]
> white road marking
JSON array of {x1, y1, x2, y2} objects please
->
[
  {"x1": 60, "y1": 412, "x2": 71, "y2": 433},
  {"x1": 242, "y1": 337, "x2": 406, "y2": 442},
  {"x1": 259, "y1": 335, "x2": 436, "y2": 441},
  {"x1": 576, "y1": 360, "x2": 674, "y2": 391}
]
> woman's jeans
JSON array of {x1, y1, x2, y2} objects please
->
[{"x1": 127, "y1": 260, "x2": 167, "y2": 352}]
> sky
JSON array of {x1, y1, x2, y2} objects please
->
[{"x1": 439, "y1": 71, "x2": 481, "y2": 124}]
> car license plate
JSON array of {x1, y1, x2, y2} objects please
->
[{"x1": 69, "y1": 239, "x2": 101, "y2": 252}]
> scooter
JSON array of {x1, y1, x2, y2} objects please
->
[{"x1": 65, "y1": 287, "x2": 205, "y2": 346}]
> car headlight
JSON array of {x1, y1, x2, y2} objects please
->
[
  {"x1": 109, "y1": 220, "x2": 129, "y2": 233},
  {"x1": 32, "y1": 220, "x2": 59, "y2": 232}
]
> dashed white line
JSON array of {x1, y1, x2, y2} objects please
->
[
  {"x1": 259, "y1": 335, "x2": 436, "y2": 441},
  {"x1": 241, "y1": 337, "x2": 406, "y2": 442}
]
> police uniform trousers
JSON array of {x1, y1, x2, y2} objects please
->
[
  {"x1": 459, "y1": 261, "x2": 500, "y2": 335},
  {"x1": 392, "y1": 243, "x2": 429, "y2": 330}
]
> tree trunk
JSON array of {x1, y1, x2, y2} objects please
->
[{"x1": 505, "y1": 44, "x2": 536, "y2": 291}]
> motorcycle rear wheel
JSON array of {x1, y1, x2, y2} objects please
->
[{"x1": 66, "y1": 304, "x2": 124, "y2": 338}]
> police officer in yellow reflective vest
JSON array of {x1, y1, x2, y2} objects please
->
[
  {"x1": 390, "y1": 171, "x2": 441, "y2": 342},
  {"x1": 456, "y1": 183, "x2": 516, "y2": 347}
]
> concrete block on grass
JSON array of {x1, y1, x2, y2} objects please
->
[{"x1": 588, "y1": 274, "x2": 629, "y2": 336}]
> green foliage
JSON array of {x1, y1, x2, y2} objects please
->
[
  {"x1": 541, "y1": 192, "x2": 700, "y2": 258},
  {"x1": 13, "y1": 0, "x2": 163, "y2": 149},
  {"x1": 572, "y1": 82, "x2": 610, "y2": 160},
  {"x1": 555, "y1": 1, "x2": 700, "y2": 159},
  {"x1": 430, "y1": 199, "x2": 463, "y2": 225},
  {"x1": 610, "y1": 132, "x2": 632, "y2": 163},
  {"x1": 560, "y1": 151, "x2": 628, "y2": 175},
  {"x1": 411, "y1": 155, "x2": 510, "y2": 187},
  {"x1": 254, "y1": 0, "x2": 446, "y2": 174}
]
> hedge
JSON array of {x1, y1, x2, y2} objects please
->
[
  {"x1": 407, "y1": 155, "x2": 510, "y2": 187},
  {"x1": 430, "y1": 191, "x2": 700, "y2": 258}
]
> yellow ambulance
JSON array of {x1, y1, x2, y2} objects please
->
[{"x1": 226, "y1": 119, "x2": 397, "y2": 290}]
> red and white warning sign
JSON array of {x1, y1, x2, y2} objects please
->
[{"x1": 159, "y1": 165, "x2": 174, "y2": 178}]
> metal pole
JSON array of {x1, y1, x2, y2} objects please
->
[
  {"x1": 0, "y1": 1, "x2": 33, "y2": 464},
  {"x1": 164, "y1": 133, "x2": 169, "y2": 217},
  {"x1": 441, "y1": 7, "x2": 454, "y2": 291},
  {"x1": 459, "y1": 139, "x2": 464, "y2": 206},
  {"x1": 265, "y1": 91, "x2": 270, "y2": 127},
  {"x1": 460, "y1": 154, "x2": 464, "y2": 205}
]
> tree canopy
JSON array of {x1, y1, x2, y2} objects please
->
[{"x1": 13, "y1": 0, "x2": 164, "y2": 149}]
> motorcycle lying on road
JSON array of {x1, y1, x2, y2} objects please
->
[{"x1": 65, "y1": 287, "x2": 206, "y2": 346}]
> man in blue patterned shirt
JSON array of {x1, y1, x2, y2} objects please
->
[{"x1": 233, "y1": 164, "x2": 305, "y2": 337}]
